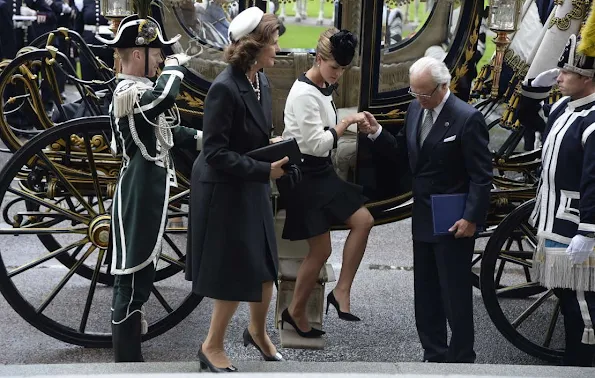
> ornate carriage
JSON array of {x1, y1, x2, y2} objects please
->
[{"x1": 0, "y1": 0, "x2": 579, "y2": 364}]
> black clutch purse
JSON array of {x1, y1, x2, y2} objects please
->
[{"x1": 246, "y1": 138, "x2": 302, "y2": 165}]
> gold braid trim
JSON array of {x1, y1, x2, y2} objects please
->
[
  {"x1": 549, "y1": 0, "x2": 588, "y2": 31},
  {"x1": 504, "y1": 49, "x2": 530, "y2": 77}
]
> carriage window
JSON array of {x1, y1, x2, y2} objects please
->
[
  {"x1": 266, "y1": 0, "x2": 339, "y2": 50},
  {"x1": 168, "y1": 0, "x2": 339, "y2": 51},
  {"x1": 170, "y1": 0, "x2": 235, "y2": 49},
  {"x1": 378, "y1": 0, "x2": 462, "y2": 93}
]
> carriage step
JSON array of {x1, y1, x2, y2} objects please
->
[
  {"x1": 278, "y1": 323, "x2": 326, "y2": 350},
  {"x1": 275, "y1": 263, "x2": 334, "y2": 349}
]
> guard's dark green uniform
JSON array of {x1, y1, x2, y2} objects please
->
[
  {"x1": 110, "y1": 67, "x2": 199, "y2": 324},
  {"x1": 100, "y1": 12, "x2": 200, "y2": 363}
]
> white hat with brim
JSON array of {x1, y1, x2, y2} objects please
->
[{"x1": 228, "y1": 6, "x2": 264, "y2": 43}]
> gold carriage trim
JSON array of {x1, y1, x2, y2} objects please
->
[
  {"x1": 384, "y1": 0, "x2": 421, "y2": 8},
  {"x1": 450, "y1": 13, "x2": 480, "y2": 94},
  {"x1": 549, "y1": 0, "x2": 587, "y2": 31},
  {"x1": 504, "y1": 49, "x2": 530, "y2": 77}
]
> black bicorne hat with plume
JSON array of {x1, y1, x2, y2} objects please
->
[{"x1": 329, "y1": 30, "x2": 357, "y2": 66}]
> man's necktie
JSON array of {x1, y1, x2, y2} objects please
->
[{"x1": 418, "y1": 108, "x2": 433, "y2": 148}]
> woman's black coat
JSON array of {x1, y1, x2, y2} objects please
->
[{"x1": 185, "y1": 65, "x2": 279, "y2": 302}]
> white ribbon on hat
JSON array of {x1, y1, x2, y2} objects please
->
[{"x1": 95, "y1": 18, "x2": 181, "y2": 46}]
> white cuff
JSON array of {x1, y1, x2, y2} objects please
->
[
  {"x1": 367, "y1": 125, "x2": 383, "y2": 141},
  {"x1": 195, "y1": 130, "x2": 203, "y2": 150},
  {"x1": 579, "y1": 222, "x2": 595, "y2": 233}
]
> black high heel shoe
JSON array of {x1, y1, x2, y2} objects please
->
[
  {"x1": 242, "y1": 328, "x2": 284, "y2": 361},
  {"x1": 197, "y1": 343, "x2": 238, "y2": 373},
  {"x1": 280, "y1": 308, "x2": 325, "y2": 338},
  {"x1": 326, "y1": 291, "x2": 361, "y2": 321}
]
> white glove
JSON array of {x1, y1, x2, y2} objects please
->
[
  {"x1": 531, "y1": 68, "x2": 560, "y2": 87},
  {"x1": 20, "y1": 6, "x2": 37, "y2": 16},
  {"x1": 62, "y1": 3, "x2": 72, "y2": 14},
  {"x1": 566, "y1": 234, "x2": 595, "y2": 265},
  {"x1": 164, "y1": 53, "x2": 191, "y2": 67}
]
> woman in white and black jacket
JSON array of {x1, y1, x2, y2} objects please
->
[{"x1": 277, "y1": 28, "x2": 374, "y2": 338}]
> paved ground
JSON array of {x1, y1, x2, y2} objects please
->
[
  {"x1": 0, "y1": 190, "x2": 558, "y2": 367},
  {"x1": 0, "y1": 361, "x2": 594, "y2": 377}
]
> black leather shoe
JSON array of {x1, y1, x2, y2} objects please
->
[
  {"x1": 326, "y1": 290, "x2": 361, "y2": 321},
  {"x1": 242, "y1": 328, "x2": 283, "y2": 361},
  {"x1": 280, "y1": 309, "x2": 325, "y2": 338},
  {"x1": 197, "y1": 344, "x2": 238, "y2": 373}
]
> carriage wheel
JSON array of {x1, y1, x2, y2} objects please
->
[
  {"x1": 0, "y1": 117, "x2": 202, "y2": 347},
  {"x1": 480, "y1": 199, "x2": 564, "y2": 362}
]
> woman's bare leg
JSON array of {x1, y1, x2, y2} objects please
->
[
  {"x1": 201, "y1": 300, "x2": 239, "y2": 368},
  {"x1": 332, "y1": 207, "x2": 373, "y2": 312},
  {"x1": 248, "y1": 281, "x2": 278, "y2": 356},
  {"x1": 288, "y1": 231, "x2": 332, "y2": 331}
]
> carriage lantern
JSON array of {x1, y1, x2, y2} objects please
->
[
  {"x1": 488, "y1": 0, "x2": 523, "y2": 98},
  {"x1": 100, "y1": 0, "x2": 133, "y2": 73},
  {"x1": 100, "y1": 0, "x2": 133, "y2": 19}
]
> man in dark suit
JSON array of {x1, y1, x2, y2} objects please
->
[{"x1": 359, "y1": 56, "x2": 492, "y2": 363}]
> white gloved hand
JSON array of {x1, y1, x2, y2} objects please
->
[
  {"x1": 20, "y1": 5, "x2": 37, "y2": 16},
  {"x1": 532, "y1": 68, "x2": 560, "y2": 87},
  {"x1": 62, "y1": 3, "x2": 72, "y2": 14},
  {"x1": 566, "y1": 234, "x2": 595, "y2": 265},
  {"x1": 164, "y1": 53, "x2": 191, "y2": 67}
]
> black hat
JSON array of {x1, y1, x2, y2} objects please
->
[
  {"x1": 95, "y1": 14, "x2": 180, "y2": 49},
  {"x1": 557, "y1": 34, "x2": 595, "y2": 78},
  {"x1": 329, "y1": 30, "x2": 357, "y2": 66}
]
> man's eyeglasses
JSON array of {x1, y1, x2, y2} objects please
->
[{"x1": 408, "y1": 84, "x2": 440, "y2": 99}]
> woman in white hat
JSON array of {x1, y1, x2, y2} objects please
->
[{"x1": 185, "y1": 6, "x2": 286, "y2": 372}]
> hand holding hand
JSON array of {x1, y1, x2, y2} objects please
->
[
  {"x1": 165, "y1": 53, "x2": 191, "y2": 67},
  {"x1": 565, "y1": 234, "x2": 595, "y2": 265},
  {"x1": 270, "y1": 156, "x2": 289, "y2": 179},
  {"x1": 532, "y1": 68, "x2": 560, "y2": 88},
  {"x1": 358, "y1": 111, "x2": 380, "y2": 134},
  {"x1": 351, "y1": 112, "x2": 366, "y2": 125},
  {"x1": 448, "y1": 219, "x2": 477, "y2": 238}
]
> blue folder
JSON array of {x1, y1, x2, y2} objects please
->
[{"x1": 430, "y1": 193, "x2": 469, "y2": 236}]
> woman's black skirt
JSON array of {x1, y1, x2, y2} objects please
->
[{"x1": 277, "y1": 154, "x2": 367, "y2": 241}]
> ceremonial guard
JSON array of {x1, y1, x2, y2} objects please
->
[
  {"x1": 96, "y1": 12, "x2": 202, "y2": 362},
  {"x1": 0, "y1": 0, "x2": 17, "y2": 60},
  {"x1": 77, "y1": 0, "x2": 113, "y2": 81},
  {"x1": 523, "y1": 31, "x2": 595, "y2": 366}
]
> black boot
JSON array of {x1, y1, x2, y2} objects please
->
[{"x1": 112, "y1": 312, "x2": 144, "y2": 362}]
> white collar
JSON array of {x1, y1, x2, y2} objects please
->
[
  {"x1": 117, "y1": 73, "x2": 153, "y2": 86},
  {"x1": 567, "y1": 92, "x2": 595, "y2": 110},
  {"x1": 427, "y1": 89, "x2": 450, "y2": 118}
]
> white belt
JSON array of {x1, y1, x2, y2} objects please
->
[{"x1": 84, "y1": 24, "x2": 113, "y2": 36}]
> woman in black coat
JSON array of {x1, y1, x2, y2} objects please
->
[{"x1": 185, "y1": 7, "x2": 288, "y2": 373}]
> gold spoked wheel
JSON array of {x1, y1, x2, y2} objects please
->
[
  {"x1": 481, "y1": 200, "x2": 564, "y2": 362},
  {"x1": 0, "y1": 117, "x2": 201, "y2": 347}
]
